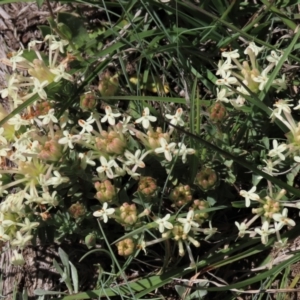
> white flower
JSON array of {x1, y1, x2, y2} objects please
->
[
  {"x1": 273, "y1": 99, "x2": 293, "y2": 115},
  {"x1": 268, "y1": 139, "x2": 287, "y2": 161},
  {"x1": 177, "y1": 210, "x2": 199, "y2": 234},
  {"x1": 101, "y1": 106, "x2": 121, "y2": 126},
  {"x1": 28, "y1": 40, "x2": 43, "y2": 50},
  {"x1": 124, "y1": 149, "x2": 146, "y2": 168},
  {"x1": 165, "y1": 108, "x2": 184, "y2": 126},
  {"x1": 230, "y1": 95, "x2": 246, "y2": 108},
  {"x1": 48, "y1": 38, "x2": 68, "y2": 53},
  {"x1": 50, "y1": 64, "x2": 73, "y2": 82},
  {"x1": 216, "y1": 60, "x2": 234, "y2": 78},
  {"x1": 9, "y1": 49, "x2": 26, "y2": 70},
  {"x1": 262, "y1": 159, "x2": 279, "y2": 175},
  {"x1": 78, "y1": 116, "x2": 95, "y2": 134},
  {"x1": 135, "y1": 107, "x2": 157, "y2": 129},
  {"x1": 173, "y1": 143, "x2": 195, "y2": 163},
  {"x1": 119, "y1": 116, "x2": 134, "y2": 134},
  {"x1": 244, "y1": 42, "x2": 263, "y2": 56},
  {"x1": 93, "y1": 202, "x2": 115, "y2": 223},
  {"x1": 0, "y1": 146, "x2": 10, "y2": 158},
  {"x1": 203, "y1": 221, "x2": 218, "y2": 240},
  {"x1": 124, "y1": 166, "x2": 141, "y2": 180},
  {"x1": 11, "y1": 231, "x2": 33, "y2": 249},
  {"x1": 236, "y1": 82, "x2": 250, "y2": 95},
  {"x1": 266, "y1": 50, "x2": 283, "y2": 65},
  {"x1": 58, "y1": 130, "x2": 80, "y2": 149},
  {"x1": 154, "y1": 138, "x2": 176, "y2": 161},
  {"x1": 215, "y1": 72, "x2": 238, "y2": 87},
  {"x1": 272, "y1": 74, "x2": 287, "y2": 93},
  {"x1": 96, "y1": 157, "x2": 117, "y2": 179},
  {"x1": 0, "y1": 225, "x2": 10, "y2": 242},
  {"x1": 32, "y1": 78, "x2": 48, "y2": 99},
  {"x1": 2, "y1": 220, "x2": 17, "y2": 228},
  {"x1": 79, "y1": 151, "x2": 96, "y2": 169},
  {"x1": 45, "y1": 171, "x2": 69, "y2": 188},
  {"x1": 255, "y1": 221, "x2": 275, "y2": 244},
  {"x1": 0, "y1": 74, "x2": 19, "y2": 99},
  {"x1": 240, "y1": 186, "x2": 260, "y2": 207},
  {"x1": 38, "y1": 108, "x2": 58, "y2": 125},
  {"x1": 155, "y1": 214, "x2": 173, "y2": 233},
  {"x1": 60, "y1": 110, "x2": 74, "y2": 129},
  {"x1": 252, "y1": 64, "x2": 273, "y2": 91},
  {"x1": 272, "y1": 208, "x2": 295, "y2": 230},
  {"x1": 41, "y1": 191, "x2": 59, "y2": 206},
  {"x1": 24, "y1": 191, "x2": 43, "y2": 205},
  {"x1": 216, "y1": 88, "x2": 231, "y2": 103},
  {"x1": 17, "y1": 218, "x2": 39, "y2": 234},
  {"x1": 235, "y1": 221, "x2": 251, "y2": 238},
  {"x1": 7, "y1": 114, "x2": 31, "y2": 131},
  {"x1": 221, "y1": 49, "x2": 240, "y2": 63}
]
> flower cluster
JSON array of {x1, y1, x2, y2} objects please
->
[
  {"x1": 212, "y1": 43, "x2": 300, "y2": 246},
  {"x1": 238, "y1": 187, "x2": 298, "y2": 244},
  {"x1": 235, "y1": 97, "x2": 300, "y2": 244},
  {"x1": 215, "y1": 42, "x2": 286, "y2": 108},
  {"x1": 0, "y1": 35, "x2": 201, "y2": 265}
]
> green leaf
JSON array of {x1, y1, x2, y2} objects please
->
[
  {"x1": 203, "y1": 251, "x2": 300, "y2": 292},
  {"x1": 53, "y1": 259, "x2": 65, "y2": 279},
  {"x1": 57, "y1": 12, "x2": 89, "y2": 48},
  {"x1": 38, "y1": 25, "x2": 52, "y2": 38},
  {"x1": 34, "y1": 289, "x2": 67, "y2": 296},
  {"x1": 0, "y1": 93, "x2": 38, "y2": 128},
  {"x1": 58, "y1": 248, "x2": 70, "y2": 278},
  {"x1": 69, "y1": 262, "x2": 79, "y2": 293}
]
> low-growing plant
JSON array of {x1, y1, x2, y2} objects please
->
[{"x1": 1, "y1": 0, "x2": 300, "y2": 299}]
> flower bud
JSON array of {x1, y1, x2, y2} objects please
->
[
  {"x1": 178, "y1": 240, "x2": 185, "y2": 256},
  {"x1": 68, "y1": 202, "x2": 86, "y2": 219},
  {"x1": 137, "y1": 177, "x2": 157, "y2": 198},
  {"x1": 85, "y1": 233, "x2": 96, "y2": 249},
  {"x1": 263, "y1": 204, "x2": 269, "y2": 211},
  {"x1": 169, "y1": 184, "x2": 192, "y2": 207},
  {"x1": 116, "y1": 203, "x2": 137, "y2": 226},
  {"x1": 192, "y1": 199, "x2": 209, "y2": 222},
  {"x1": 209, "y1": 102, "x2": 227, "y2": 123},
  {"x1": 98, "y1": 71, "x2": 119, "y2": 97},
  {"x1": 80, "y1": 92, "x2": 97, "y2": 111},
  {"x1": 172, "y1": 225, "x2": 185, "y2": 240},
  {"x1": 195, "y1": 168, "x2": 218, "y2": 191},
  {"x1": 35, "y1": 101, "x2": 51, "y2": 117},
  {"x1": 116, "y1": 238, "x2": 135, "y2": 256},
  {"x1": 96, "y1": 129, "x2": 127, "y2": 155},
  {"x1": 187, "y1": 236, "x2": 200, "y2": 247},
  {"x1": 94, "y1": 180, "x2": 117, "y2": 203},
  {"x1": 146, "y1": 127, "x2": 170, "y2": 150},
  {"x1": 38, "y1": 139, "x2": 63, "y2": 162}
]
